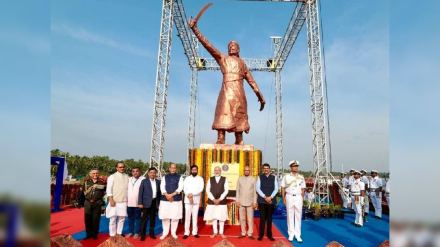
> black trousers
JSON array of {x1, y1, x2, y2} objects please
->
[
  {"x1": 258, "y1": 203, "x2": 275, "y2": 238},
  {"x1": 140, "y1": 198, "x2": 158, "y2": 237},
  {"x1": 84, "y1": 200, "x2": 102, "y2": 238}
]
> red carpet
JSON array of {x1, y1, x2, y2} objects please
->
[{"x1": 51, "y1": 208, "x2": 292, "y2": 246}]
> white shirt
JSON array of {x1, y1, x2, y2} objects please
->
[
  {"x1": 350, "y1": 179, "x2": 365, "y2": 196},
  {"x1": 206, "y1": 176, "x2": 229, "y2": 201},
  {"x1": 348, "y1": 175, "x2": 355, "y2": 187},
  {"x1": 280, "y1": 173, "x2": 306, "y2": 196},
  {"x1": 305, "y1": 191, "x2": 315, "y2": 202},
  {"x1": 256, "y1": 174, "x2": 279, "y2": 198},
  {"x1": 183, "y1": 175, "x2": 205, "y2": 204},
  {"x1": 342, "y1": 176, "x2": 350, "y2": 188},
  {"x1": 127, "y1": 176, "x2": 145, "y2": 207},
  {"x1": 369, "y1": 176, "x2": 383, "y2": 189},
  {"x1": 150, "y1": 178, "x2": 157, "y2": 199},
  {"x1": 160, "y1": 174, "x2": 184, "y2": 195}
]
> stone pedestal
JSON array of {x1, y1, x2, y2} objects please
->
[{"x1": 188, "y1": 144, "x2": 262, "y2": 225}]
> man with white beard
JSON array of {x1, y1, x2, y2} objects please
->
[{"x1": 204, "y1": 166, "x2": 229, "y2": 238}]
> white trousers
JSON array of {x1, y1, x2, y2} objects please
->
[
  {"x1": 184, "y1": 203, "x2": 199, "y2": 235},
  {"x1": 370, "y1": 192, "x2": 382, "y2": 217},
  {"x1": 212, "y1": 219, "x2": 225, "y2": 234},
  {"x1": 109, "y1": 216, "x2": 125, "y2": 236},
  {"x1": 286, "y1": 194, "x2": 302, "y2": 239},
  {"x1": 351, "y1": 196, "x2": 363, "y2": 226},
  {"x1": 162, "y1": 219, "x2": 179, "y2": 237},
  {"x1": 386, "y1": 194, "x2": 390, "y2": 207},
  {"x1": 340, "y1": 189, "x2": 349, "y2": 208},
  {"x1": 364, "y1": 192, "x2": 369, "y2": 213}
]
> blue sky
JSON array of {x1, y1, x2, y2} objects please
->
[
  {"x1": 51, "y1": 0, "x2": 388, "y2": 175},
  {"x1": 0, "y1": 1, "x2": 50, "y2": 202}
]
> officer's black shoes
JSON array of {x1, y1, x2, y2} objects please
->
[
  {"x1": 268, "y1": 236, "x2": 275, "y2": 241},
  {"x1": 257, "y1": 236, "x2": 263, "y2": 241},
  {"x1": 194, "y1": 234, "x2": 200, "y2": 238},
  {"x1": 238, "y1": 235, "x2": 245, "y2": 239},
  {"x1": 183, "y1": 235, "x2": 189, "y2": 239},
  {"x1": 140, "y1": 236, "x2": 146, "y2": 241},
  {"x1": 150, "y1": 235, "x2": 156, "y2": 239}
]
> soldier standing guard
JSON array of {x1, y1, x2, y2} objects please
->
[
  {"x1": 350, "y1": 170, "x2": 366, "y2": 227},
  {"x1": 83, "y1": 168, "x2": 106, "y2": 240},
  {"x1": 369, "y1": 170, "x2": 383, "y2": 219},
  {"x1": 281, "y1": 160, "x2": 305, "y2": 243},
  {"x1": 360, "y1": 169, "x2": 370, "y2": 219}
]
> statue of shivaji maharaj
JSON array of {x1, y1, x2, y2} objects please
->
[{"x1": 189, "y1": 3, "x2": 266, "y2": 145}]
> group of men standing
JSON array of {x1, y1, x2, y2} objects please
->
[
  {"x1": 82, "y1": 160, "x2": 307, "y2": 243},
  {"x1": 340, "y1": 169, "x2": 389, "y2": 227}
]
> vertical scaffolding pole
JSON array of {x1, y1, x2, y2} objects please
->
[
  {"x1": 306, "y1": 0, "x2": 332, "y2": 205},
  {"x1": 149, "y1": 0, "x2": 174, "y2": 177},
  {"x1": 187, "y1": 67, "x2": 198, "y2": 174},
  {"x1": 271, "y1": 37, "x2": 284, "y2": 177}
]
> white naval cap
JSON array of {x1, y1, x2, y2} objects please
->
[
  {"x1": 353, "y1": 170, "x2": 361, "y2": 175},
  {"x1": 289, "y1": 160, "x2": 300, "y2": 167},
  {"x1": 371, "y1": 169, "x2": 379, "y2": 173}
]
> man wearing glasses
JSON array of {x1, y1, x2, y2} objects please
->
[{"x1": 105, "y1": 162, "x2": 129, "y2": 241}]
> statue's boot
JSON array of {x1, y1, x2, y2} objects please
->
[
  {"x1": 216, "y1": 130, "x2": 225, "y2": 144},
  {"x1": 234, "y1": 131, "x2": 244, "y2": 145}
]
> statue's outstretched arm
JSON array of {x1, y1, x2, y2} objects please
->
[
  {"x1": 190, "y1": 21, "x2": 222, "y2": 62},
  {"x1": 244, "y1": 65, "x2": 265, "y2": 111}
]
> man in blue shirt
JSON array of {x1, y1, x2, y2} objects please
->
[{"x1": 256, "y1": 163, "x2": 278, "y2": 241}]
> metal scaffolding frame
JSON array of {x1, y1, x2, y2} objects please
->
[{"x1": 149, "y1": 0, "x2": 335, "y2": 204}]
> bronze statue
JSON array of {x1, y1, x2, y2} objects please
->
[{"x1": 189, "y1": 3, "x2": 266, "y2": 145}]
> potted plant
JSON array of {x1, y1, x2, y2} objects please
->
[
  {"x1": 312, "y1": 203, "x2": 321, "y2": 220},
  {"x1": 321, "y1": 205, "x2": 330, "y2": 218},
  {"x1": 328, "y1": 204, "x2": 336, "y2": 218}
]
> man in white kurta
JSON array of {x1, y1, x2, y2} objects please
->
[
  {"x1": 204, "y1": 166, "x2": 229, "y2": 238},
  {"x1": 183, "y1": 165, "x2": 204, "y2": 239},
  {"x1": 369, "y1": 170, "x2": 383, "y2": 218},
  {"x1": 126, "y1": 167, "x2": 145, "y2": 238},
  {"x1": 281, "y1": 160, "x2": 306, "y2": 243},
  {"x1": 350, "y1": 170, "x2": 365, "y2": 227},
  {"x1": 158, "y1": 164, "x2": 184, "y2": 240},
  {"x1": 105, "y1": 162, "x2": 129, "y2": 240}
]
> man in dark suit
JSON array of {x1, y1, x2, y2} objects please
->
[
  {"x1": 138, "y1": 167, "x2": 161, "y2": 241},
  {"x1": 256, "y1": 163, "x2": 279, "y2": 241}
]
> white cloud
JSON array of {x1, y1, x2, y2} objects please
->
[{"x1": 51, "y1": 24, "x2": 150, "y2": 58}]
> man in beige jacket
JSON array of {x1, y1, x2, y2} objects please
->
[{"x1": 236, "y1": 165, "x2": 257, "y2": 239}]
